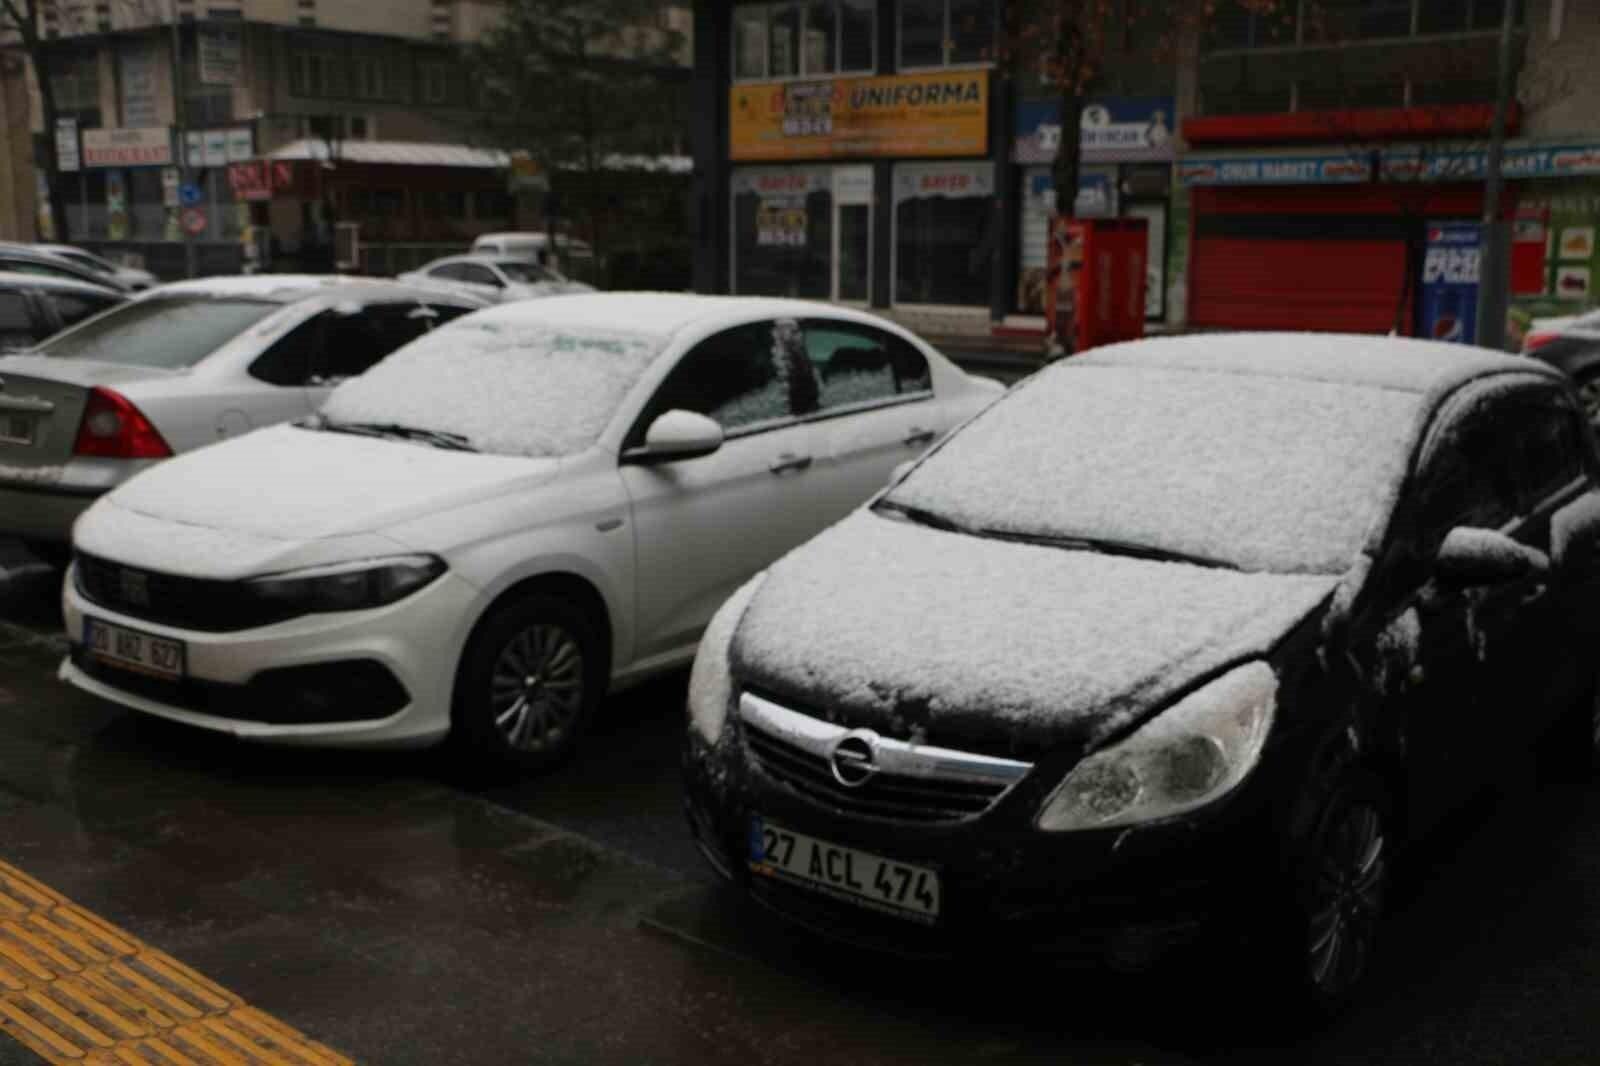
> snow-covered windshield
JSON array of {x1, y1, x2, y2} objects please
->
[
  {"x1": 317, "y1": 318, "x2": 662, "y2": 458},
  {"x1": 885, "y1": 364, "x2": 1426, "y2": 574}
]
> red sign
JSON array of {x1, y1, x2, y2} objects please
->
[
  {"x1": 226, "y1": 160, "x2": 293, "y2": 202},
  {"x1": 181, "y1": 207, "x2": 208, "y2": 235}
]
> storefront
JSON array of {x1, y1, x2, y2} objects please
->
[
  {"x1": 726, "y1": 67, "x2": 992, "y2": 314},
  {"x1": 1012, "y1": 96, "x2": 1176, "y2": 323},
  {"x1": 1178, "y1": 140, "x2": 1600, "y2": 334}
]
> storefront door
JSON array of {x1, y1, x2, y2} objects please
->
[{"x1": 832, "y1": 166, "x2": 872, "y2": 304}]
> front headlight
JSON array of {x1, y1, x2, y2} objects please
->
[
  {"x1": 687, "y1": 573, "x2": 766, "y2": 744},
  {"x1": 245, "y1": 554, "x2": 447, "y2": 615},
  {"x1": 1036, "y1": 662, "x2": 1277, "y2": 832}
]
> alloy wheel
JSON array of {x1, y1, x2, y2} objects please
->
[
  {"x1": 1306, "y1": 799, "x2": 1386, "y2": 1002},
  {"x1": 489, "y1": 623, "x2": 586, "y2": 752}
]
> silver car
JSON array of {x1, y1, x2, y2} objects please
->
[{"x1": 0, "y1": 275, "x2": 483, "y2": 564}]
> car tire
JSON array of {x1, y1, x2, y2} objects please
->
[
  {"x1": 451, "y1": 592, "x2": 605, "y2": 774},
  {"x1": 1278, "y1": 770, "x2": 1391, "y2": 1023}
]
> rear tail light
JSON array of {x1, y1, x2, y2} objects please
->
[
  {"x1": 1523, "y1": 331, "x2": 1559, "y2": 353},
  {"x1": 72, "y1": 387, "x2": 172, "y2": 459}
]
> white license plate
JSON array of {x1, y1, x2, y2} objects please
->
[
  {"x1": 749, "y1": 816, "x2": 941, "y2": 923},
  {"x1": 0, "y1": 414, "x2": 33, "y2": 445},
  {"x1": 84, "y1": 617, "x2": 186, "y2": 681}
]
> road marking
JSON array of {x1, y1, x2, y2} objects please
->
[{"x1": 0, "y1": 861, "x2": 353, "y2": 1065}]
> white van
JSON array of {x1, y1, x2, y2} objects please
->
[{"x1": 470, "y1": 233, "x2": 596, "y2": 273}]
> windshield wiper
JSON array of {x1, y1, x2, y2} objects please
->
[
  {"x1": 312, "y1": 418, "x2": 477, "y2": 452},
  {"x1": 975, "y1": 528, "x2": 1238, "y2": 570},
  {"x1": 873, "y1": 500, "x2": 973, "y2": 535}
]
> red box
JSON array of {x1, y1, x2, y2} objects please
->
[{"x1": 1046, "y1": 217, "x2": 1148, "y2": 354}]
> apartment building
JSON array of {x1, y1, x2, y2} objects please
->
[{"x1": 0, "y1": 0, "x2": 691, "y2": 275}]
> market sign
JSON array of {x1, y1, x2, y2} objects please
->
[
  {"x1": 82, "y1": 127, "x2": 174, "y2": 168},
  {"x1": 730, "y1": 71, "x2": 988, "y2": 162},
  {"x1": 1181, "y1": 141, "x2": 1600, "y2": 186},
  {"x1": 1014, "y1": 97, "x2": 1175, "y2": 165}
]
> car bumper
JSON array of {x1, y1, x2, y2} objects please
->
[
  {"x1": 683, "y1": 729, "x2": 1280, "y2": 965},
  {"x1": 59, "y1": 565, "x2": 479, "y2": 748}
]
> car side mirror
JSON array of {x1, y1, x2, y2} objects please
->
[
  {"x1": 1553, "y1": 491, "x2": 1600, "y2": 569},
  {"x1": 1435, "y1": 527, "x2": 1550, "y2": 586},
  {"x1": 626, "y1": 409, "x2": 724, "y2": 464}
]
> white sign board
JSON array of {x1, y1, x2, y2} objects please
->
[
  {"x1": 226, "y1": 127, "x2": 253, "y2": 162},
  {"x1": 203, "y1": 129, "x2": 228, "y2": 167},
  {"x1": 82, "y1": 127, "x2": 174, "y2": 167},
  {"x1": 55, "y1": 118, "x2": 79, "y2": 172},
  {"x1": 120, "y1": 47, "x2": 160, "y2": 128}
]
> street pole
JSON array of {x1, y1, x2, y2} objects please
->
[
  {"x1": 1475, "y1": 0, "x2": 1518, "y2": 351},
  {"x1": 169, "y1": 3, "x2": 197, "y2": 278}
]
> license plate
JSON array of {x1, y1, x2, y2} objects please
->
[
  {"x1": 83, "y1": 617, "x2": 186, "y2": 681},
  {"x1": 749, "y1": 816, "x2": 941, "y2": 923},
  {"x1": 0, "y1": 414, "x2": 33, "y2": 445}
]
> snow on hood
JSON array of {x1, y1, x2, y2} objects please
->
[
  {"x1": 731, "y1": 512, "x2": 1337, "y2": 754},
  {"x1": 103, "y1": 423, "x2": 557, "y2": 545}
]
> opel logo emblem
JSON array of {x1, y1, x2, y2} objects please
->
[{"x1": 829, "y1": 731, "x2": 879, "y2": 788}]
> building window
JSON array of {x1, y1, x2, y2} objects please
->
[
  {"x1": 731, "y1": 166, "x2": 832, "y2": 298},
  {"x1": 49, "y1": 50, "x2": 101, "y2": 112},
  {"x1": 899, "y1": 0, "x2": 993, "y2": 69},
  {"x1": 354, "y1": 56, "x2": 385, "y2": 99},
  {"x1": 421, "y1": 61, "x2": 464, "y2": 105},
  {"x1": 733, "y1": 1, "x2": 874, "y2": 81},
  {"x1": 892, "y1": 161, "x2": 994, "y2": 307}
]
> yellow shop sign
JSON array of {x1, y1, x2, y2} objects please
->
[{"x1": 730, "y1": 71, "x2": 989, "y2": 162}]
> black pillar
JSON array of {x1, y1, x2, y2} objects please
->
[
  {"x1": 873, "y1": 161, "x2": 893, "y2": 308},
  {"x1": 990, "y1": 71, "x2": 1016, "y2": 324},
  {"x1": 691, "y1": 0, "x2": 730, "y2": 293}
]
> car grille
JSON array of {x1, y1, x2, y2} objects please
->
[
  {"x1": 739, "y1": 691, "x2": 1032, "y2": 824},
  {"x1": 74, "y1": 551, "x2": 297, "y2": 633}
]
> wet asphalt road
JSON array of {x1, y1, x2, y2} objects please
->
[{"x1": 8, "y1": 528, "x2": 1600, "y2": 1063}]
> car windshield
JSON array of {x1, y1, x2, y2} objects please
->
[
  {"x1": 34, "y1": 296, "x2": 282, "y2": 368},
  {"x1": 317, "y1": 317, "x2": 662, "y2": 458},
  {"x1": 496, "y1": 261, "x2": 559, "y2": 284},
  {"x1": 884, "y1": 364, "x2": 1426, "y2": 575}
]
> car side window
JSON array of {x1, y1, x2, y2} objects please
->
[
  {"x1": 637, "y1": 321, "x2": 807, "y2": 440},
  {"x1": 801, "y1": 320, "x2": 932, "y2": 410},
  {"x1": 460, "y1": 264, "x2": 503, "y2": 288},
  {"x1": 312, "y1": 305, "x2": 430, "y2": 381},
  {"x1": 1414, "y1": 410, "x2": 1518, "y2": 556},
  {"x1": 47, "y1": 290, "x2": 118, "y2": 330},
  {"x1": 1501, "y1": 399, "x2": 1587, "y2": 512},
  {"x1": 248, "y1": 314, "x2": 321, "y2": 386},
  {"x1": 430, "y1": 263, "x2": 465, "y2": 282},
  {"x1": 0, "y1": 290, "x2": 39, "y2": 349}
]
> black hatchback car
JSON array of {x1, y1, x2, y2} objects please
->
[{"x1": 683, "y1": 333, "x2": 1600, "y2": 1017}]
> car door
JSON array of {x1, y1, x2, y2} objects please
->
[
  {"x1": 800, "y1": 318, "x2": 946, "y2": 517},
  {"x1": 1394, "y1": 385, "x2": 1550, "y2": 825},
  {"x1": 619, "y1": 319, "x2": 823, "y2": 661}
]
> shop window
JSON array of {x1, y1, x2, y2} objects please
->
[
  {"x1": 899, "y1": 0, "x2": 993, "y2": 69},
  {"x1": 731, "y1": 167, "x2": 832, "y2": 300},
  {"x1": 1419, "y1": 0, "x2": 1520, "y2": 33},
  {"x1": 733, "y1": 0, "x2": 874, "y2": 80},
  {"x1": 893, "y1": 163, "x2": 994, "y2": 307}
]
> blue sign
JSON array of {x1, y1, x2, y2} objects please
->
[
  {"x1": 1180, "y1": 141, "x2": 1600, "y2": 187},
  {"x1": 1178, "y1": 155, "x2": 1372, "y2": 186},
  {"x1": 1014, "y1": 96, "x2": 1176, "y2": 165},
  {"x1": 179, "y1": 182, "x2": 203, "y2": 206},
  {"x1": 1026, "y1": 170, "x2": 1117, "y2": 218},
  {"x1": 1420, "y1": 222, "x2": 1482, "y2": 345}
]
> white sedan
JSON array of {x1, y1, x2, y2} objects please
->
[
  {"x1": 398, "y1": 254, "x2": 594, "y2": 304},
  {"x1": 0, "y1": 275, "x2": 483, "y2": 564},
  {"x1": 59, "y1": 294, "x2": 1003, "y2": 770}
]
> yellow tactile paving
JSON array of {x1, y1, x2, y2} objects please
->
[{"x1": 0, "y1": 861, "x2": 353, "y2": 1065}]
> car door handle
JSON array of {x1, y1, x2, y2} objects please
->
[
  {"x1": 769, "y1": 453, "x2": 813, "y2": 475},
  {"x1": 903, "y1": 427, "x2": 937, "y2": 448}
]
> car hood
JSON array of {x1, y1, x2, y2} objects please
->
[
  {"x1": 87, "y1": 424, "x2": 559, "y2": 575},
  {"x1": 730, "y1": 511, "x2": 1338, "y2": 757}
]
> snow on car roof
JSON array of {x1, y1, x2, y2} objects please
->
[
  {"x1": 1078, "y1": 331, "x2": 1560, "y2": 395},
  {"x1": 461, "y1": 291, "x2": 894, "y2": 341},
  {"x1": 139, "y1": 274, "x2": 480, "y2": 305}
]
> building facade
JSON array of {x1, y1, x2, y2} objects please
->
[
  {"x1": 2, "y1": 0, "x2": 692, "y2": 277},
  {"x1": 691, "y1": 0, "x2": 1600, "y2": 341}
]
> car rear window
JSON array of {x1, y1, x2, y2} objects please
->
[{"x1": 35, "y1": 296, "x2": 281, "y2": 369}]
